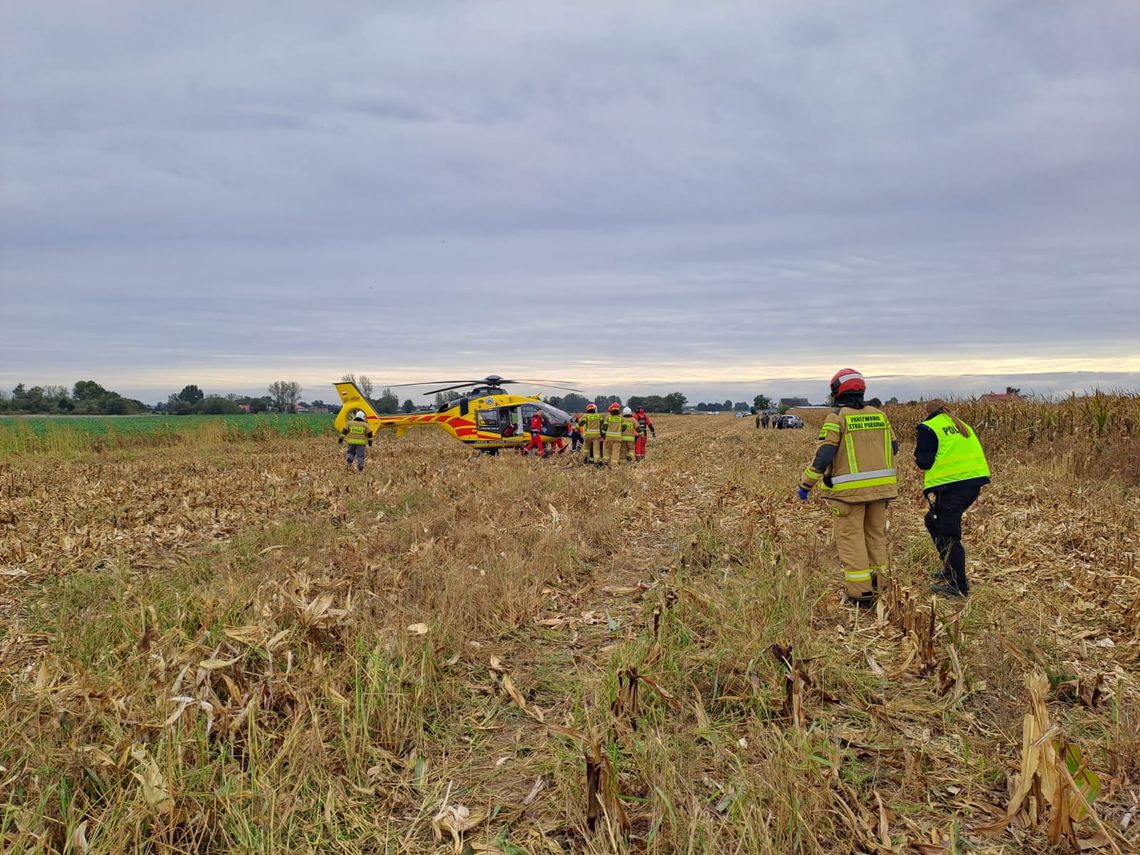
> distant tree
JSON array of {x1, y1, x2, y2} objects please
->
[
  {"x1": 1006, "y1": 386, "x2": 1021, "y2": 396},
  {"x1": 268, "y1": 380, "x2": 302, "y2": 413},
  {"x1": 734, "y1": 401, "x2": 749, "y2": 411},
  {"x1": 340, "y1": 373, "x2": 357, "y2": 386},
  {"x1": 886, "y1": 397, "x2": 899, "y2": 405},
  {"x1": 433, "y1": 390, "x2": 462, "y2": 408},
  {"x1": 753, "y1": 394, "x2": 771, "y2": 411},
  {"x1": 178, "y1": 384, "x2": 204, "y2": 405},
  {"x1": 594, "y1": 394, "x2": 621, "y2": 410},
  {"x1": 358, "y1": 375, "x2": 375, "y2": 401},
  {"x1": 200, "y1": 396, "x2": 241, "y2": 415},
  {"x1": 557, "y1": 392, "x2": 591, "y2": 413},
  {"x1": 867, "y1": 397, "x2": 882, "y2": 407},
  {"x1": 401, "y1": 398, "x2": 416, "y2": 413},
  {"x1": 16, "y1": 385, "x2": 48, "y2": 413},
  {"x1": 662, "y1": 392, "x2": 686, "y2": 413},
  {"x1": 627, "y1": 392, "x2": 686, "y2": 413},
  {"x1": 73, "y1": 380, "x2": 108, "y2": 402},
  {"x1": 375, "y1": 387, "x2": 399, "y2": 414},
  {"x1": 723, "y1": 399, "x2": 733, "y2": 410}
]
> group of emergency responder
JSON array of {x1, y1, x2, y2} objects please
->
[
  {"x1": 797, "y1": 368, "x2": 991, "y2": 607},
  {"x1": 573, "y1": 402, "x2": 656, "y2": 465},
  {"x1": 340, "y1": 367, "x2": 990, "y2": 606}
]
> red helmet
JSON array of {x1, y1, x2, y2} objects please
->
[
  {"x1": 608, "y1": 402, "x2": 621, "y2": 413},
  {"x1": 830, "y1": 368, "x2": 866, "y2": 398},
  {"x1": 585, "y1": 402, "x2": 597, "y2": 412}
]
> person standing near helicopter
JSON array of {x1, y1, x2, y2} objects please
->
[
  {"x1": 569, "y1": 415, "x2": 583, "y2": 452},
  {"x1": 602, "y1": 402, "x2": 625, "y2": 465},
  {"x1": 524, "y1": 408, "x2": 546, "y2": 456},
  {"x1": 338, "y1": 412, "x2": 373, "y2": 473},
  {"x1": 582, "y1": 403, "x2": 603, "y2": 463}
]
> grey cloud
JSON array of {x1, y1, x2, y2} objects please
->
[{"x1": 2, "y1": 1, "x2": 1138, "y2": 402}]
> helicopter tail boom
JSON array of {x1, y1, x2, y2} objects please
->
[{"x1": 332, "y1": 382, "x2": 477, "y2": 441}]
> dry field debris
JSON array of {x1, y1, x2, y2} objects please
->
[{"x1": 1, "y1": 398, "x2": 1138, "y2": 853}]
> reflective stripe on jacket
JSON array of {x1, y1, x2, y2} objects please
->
[
  {"x1": 344, "y1": 421, "x2": 370, "y2": 446},
  {"x1": 582, "y1": 412, "x2": 602, "y2": 438},
  {"x1": 922, "y1": 413, "x2": 990, "y2": 490},
  {"x1": 603, "y1": 413, "x2": 623, "y2": 438},
  {"x1": 809, "y1": 406, "x2": 898, "y2": 502}
]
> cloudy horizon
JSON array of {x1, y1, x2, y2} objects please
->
[{"x1": 3, "y1": 1, "x2": 1138, "y2": 406}]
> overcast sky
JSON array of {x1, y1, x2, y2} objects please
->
[{"x1": 2, "y1": 0, "x2": 1138, "y2": 405}]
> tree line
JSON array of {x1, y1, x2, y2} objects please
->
[
  {"x1": 0, "y1": 381, "x2": 148, "y2": 415},
  {"x1": 1, "y1": 378, "x2": 789, "y2": 418},
  {"x1": 0, "y1": 379, "x2": 312, "y2": 416}
]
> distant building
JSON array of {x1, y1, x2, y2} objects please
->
[
  {"x1": 980, "y1": 392, "x2": 1023, "y2": 403},
  {"x1": 778, "y1": 397, "x2": 810, "y2": 409},
  {"x1": 238, "y1": 404, "x2": 252, "y2": 413}
]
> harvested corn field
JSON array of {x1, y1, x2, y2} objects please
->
[{"x1": 1, "y1": 404, "x2": 1138, "y2": 853}]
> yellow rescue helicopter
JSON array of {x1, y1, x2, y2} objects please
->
[{"x1": 332, "y1": 376, "x2": 582, "y2": 454}]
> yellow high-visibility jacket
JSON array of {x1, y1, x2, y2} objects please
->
[{"x1": 800, "y1": 405, "x2": 898, "y2": 502}]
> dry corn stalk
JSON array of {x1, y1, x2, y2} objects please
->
[
  {"x1": 584, "y1": 742, "x2": 630, "y2": 836},
  {"x1": 769, "y1": 643, "x2": 807, "y2": 730},
  {"x1": 976, "y1": 672, "x2": 1118, "y2": 853}
]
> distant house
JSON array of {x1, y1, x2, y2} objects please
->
[
  {"x1": 980, "y1": 392, "x2": 1023, "y2": 403},
  {"x1": 238, "y1": 404, "x2": 252, "y2": 413}
]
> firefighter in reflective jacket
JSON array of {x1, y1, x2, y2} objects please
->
[
  {"x1": 634, "y1": 407, "x2": 656, "y2": 461},
  {"x1": 338, "y1": 412, "x2": 373, "y2": 473},
  {"x1": 915, "y1": 399, "x2": 990, "y2": 598},
  {"x1": 581, "y1": 403, "x2": 603, "y2": 463},
  {"x1": 797, "y1": 369, "x2": 898, "y2": 608},
  {"x1": 602, "y1": 402, "x2": 624, "y2": 465},
  {"x1": 621, "y1": 406, "x2": 637, "y2": 462}
]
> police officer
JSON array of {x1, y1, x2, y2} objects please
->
[
  {"x1": 915, "y1": 399, "x2": 991, "y2": 597},
  {"x1": 797, "y1": 369, "x2": 898, "y2": 608},
  {"x1": 338, "y1": 412, "x2": 373, "y2": 472}
]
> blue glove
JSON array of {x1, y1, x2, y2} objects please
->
[{"x1": 797, "y1": 487, "x2": 810, "y2": 501}]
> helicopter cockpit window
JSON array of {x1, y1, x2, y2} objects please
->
[
  {"x1": 532, "y1": 403, "x2": 570, "y2": 425},
  {"x1": 476, "y1": 409, "x2": 500, "y2": 428}
]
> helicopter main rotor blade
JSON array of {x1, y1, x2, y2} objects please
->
[
  {"x1": 423, "y1": 382, "x2": 492, "y2": 396},
  {"x1": 383, "y1": 380, "x2": 480, "y2": 389},
  {"x1": 512, "y1": 379, "x2": 585, "y2": 393}
]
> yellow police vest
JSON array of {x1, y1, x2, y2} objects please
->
[{"x1": 922, "y1": 413, "x2": 990, "y2": 490}]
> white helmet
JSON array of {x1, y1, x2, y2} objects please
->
[{"x1": 622, "y1": 406, "x2": 632, "y2": 416}]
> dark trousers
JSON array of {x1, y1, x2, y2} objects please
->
[{"x1": 924, "y1": 485, "x2": 981, "y2": 593}]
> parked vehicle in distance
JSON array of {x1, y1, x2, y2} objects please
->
[{"x1": 778, "y1": 414, "x2": 805, "y2": 429}]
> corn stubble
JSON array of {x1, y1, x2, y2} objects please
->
[{"x1": 1, "y1": 397, "x2": 1138, "y2": 853}]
